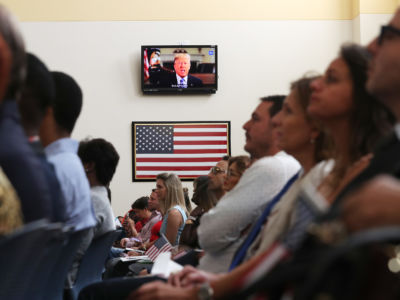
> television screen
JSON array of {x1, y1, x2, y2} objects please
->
[{"x1": 141, "y1": 45, "x2": 218, "y2": 94}]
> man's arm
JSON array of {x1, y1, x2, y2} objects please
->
[{"x1": 198, "y1": 158, "x2": 295, "y2": 252}]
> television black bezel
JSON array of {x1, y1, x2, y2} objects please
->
[{"x1": 141, "y1": 45, "x2": 218, "y2": 94}]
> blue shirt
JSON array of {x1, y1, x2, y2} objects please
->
[
  {"x1": 45, "y1": 138, "x2": 96, "y2": 231},
  {"x1": 0, "y1": 99, "x2": 53, "y2": 222}
]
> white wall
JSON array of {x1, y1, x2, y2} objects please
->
[
  {"x1": 20, "y1": 20, "x2": 355, "y2": 216},
  {"x1": 358, "y1": 14, "x2": 392, "y2": 44}
]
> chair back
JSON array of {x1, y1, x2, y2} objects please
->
[
  {"x1": 23, "y1": 222, "x2": 65, "y2": 299},
  {"x1": 43, "y1": 227, "x2": 91, "y2": 300},
  {"x1": 296, "y1": 226, "x2": 400, "y2": 300},
  {"x1": 66, "y1": 230, "x2": 121, "y2": 300},
  {"x1": 0, "y1": 219, "x2": 50, "y2": 299}
]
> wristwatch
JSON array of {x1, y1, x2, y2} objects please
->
[{"x1": 197, "y1": 282, "x2": 214, "y2": 300}]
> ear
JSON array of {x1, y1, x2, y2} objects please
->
[{"x1": 84, "y1": 161, "x2": 96, "y2": 172}]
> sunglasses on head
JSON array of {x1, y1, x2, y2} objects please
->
[
  {"x1": 209, "y1": 166, "x2": 226, "y2": 175},
  {"x1": 378, "y1": 25, "x2": 400, "y2": 45}
]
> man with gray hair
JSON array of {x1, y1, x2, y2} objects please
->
[{"x1": 0, "y1": 4, "x2": 54, "y2": 222}]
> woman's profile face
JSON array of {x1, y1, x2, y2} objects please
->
[
  {"x1": 156, "y1": 179, "x2": 167, "y2": 201},
  {"x1": 273, "y1": 91, "x2": 317, "y2": 156},
  {"x1": 223, "y1": 162, "x2": 242, "y2": 192},
  {"x1": 308, "y1": 58, "x2": 354, "y2": 122}
]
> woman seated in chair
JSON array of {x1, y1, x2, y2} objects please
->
[
  {"x1": 128, "y1": 45, "x2": 395, "y2": 300},
  {"x1": 155, "y1": 173, "x2": 188, "y2": 246}
]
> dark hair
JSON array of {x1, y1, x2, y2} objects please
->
[
  {"x1": 131, "y1": 196, "x2": 149, "y2": 210},
  {"x1": 182, "y1": 187, "x2": 192, "y2": 212},
  {"x1": 19, "y1": 53, "x2": 55, "y2": 131},
  {"x1": 221, "y1": 155, "x2": 230, "y2": 161},
  {"x1": 322, "y1": 45, "x2": 396, "y2": 193},
  {"x1": 290, "y1": 76, "x2": 333, "y2": 163},
  {"x1": 51, "y1": 71, "x2": 83, "y2": 133},
  {"x1": 192, "y1": 176, "x2": 218, "y2": 212},
  {"x1": 0, "y1": 5, "x2": 26, "y2": 99},
  {"x1": 260, "y1": 95, "x2": 286, "y2": 117},
  {"x1": 228, "y1": 155, "x2": 250, "y2": 175},
  {"x1": 340, "y1": 44, "x2": 395, "y2": 161},
  {"x1": 78, "y1": 138, "x2": 120, "y2": 186}
]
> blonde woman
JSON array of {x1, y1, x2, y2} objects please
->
[{"x1": 156, "y1": 173, "x2": 188, "y2": 246}]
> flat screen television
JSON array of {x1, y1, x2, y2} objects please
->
[{"x1": 141, "y1": 45, "x2": 218, "y2": 94}]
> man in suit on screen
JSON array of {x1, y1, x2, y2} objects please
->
[{"x1": 159, "y1": 52, "x2": 203, "y2": 88}]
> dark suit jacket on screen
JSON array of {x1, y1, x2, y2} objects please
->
[{"x1": 158, "y1": 72, "x2": 203, "y2": 88}]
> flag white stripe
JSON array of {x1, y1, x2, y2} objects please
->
[
  {"x1": 174, "y1": 145, "x2": 227, "y2": 150},
  {"x1": 174, "y1": 136, "x2": 227, "y2": 141},
  {"x1": 159, "y1": 244, "x2": 172, "y2": 252},
  {"x1": 136, "y1": 153, "x2": 224, "y2": 158},
  {"x1": 137, "y1": 162, "x2": 216, "y2": 167},
  {"x1": 137, "y1": 170, "x2": 210, "y2": 175},
  {"x1": 174, "y1": 128, "x2": 227, "y2": 132}
]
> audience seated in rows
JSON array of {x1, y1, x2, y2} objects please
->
[
  {"x1": 0, "y1": 5, "x2": 54, "y2": 223},
  {"x1": 127, "y1": 41, "x2": 398, "y2": 300},
  {"x1": 18, "y1": 53, "x2": 66, "y2": 223},
  {"x1": 40, "y1": 71, "x2": 96, "y2": 231},
  {"x1": 3, "y1": 3, "x2": 400, "y2": 300},
  {"x1": 121, "y1": 195, "x2": 162, "y2": 248},
  {"x1": 197, "y1": 95, "x2": 300, "y2": 273}
]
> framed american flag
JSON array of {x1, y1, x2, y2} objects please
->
[{"x1": 132, "y1": 121, "x2": 231, "y2": 181}]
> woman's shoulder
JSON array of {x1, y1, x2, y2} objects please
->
[{"x1": 167, "y1": 205, "x2": 187, "y2": 219}]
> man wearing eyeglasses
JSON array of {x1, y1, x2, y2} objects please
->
[{"x1": 208, "y1": 160, "x2": 228, "y2": 201}]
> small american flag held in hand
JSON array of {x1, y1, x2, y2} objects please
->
[{"x1": 145, "y1": 234, "x2": 173, "y2": 262}]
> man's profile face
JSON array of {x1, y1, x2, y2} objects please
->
[
  {"x1": 208, "y1": 160, "x2": 228, "y2": 191},
  {"x1": 367, "y1": 9, "x2": 400, "y2": 112},
  {"x1": 242, "y1": 101, "x2": 275, "y2": 159},
  {"x1": 148, "y1": 191, "x2": 159, "y2": 211},
  {"x1": 174, "y1": 55, "x2": 191, "y2": 78}
]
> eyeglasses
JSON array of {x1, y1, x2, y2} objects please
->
[
  {"x1": 209, "y1": 166, "x2": 226, "y2": 175},
  {"x1": 378, "y1": 25, "x2": 400, "y2": 45}
]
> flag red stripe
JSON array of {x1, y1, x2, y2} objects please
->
[
  {"x1": 174, "y1": 124, "x2": 227, "y2": 128},
  {"x1": 173, "y1": 132, "x2": 226, "y2": 137},
  {"x1": 174, "y1": 149, "x2": 227, "y2": 154},
  {"x1": 173, "y1": 140, "x2": 227, "y2": 145},
  {"x1": 137, "y1": 166, "x2": 211, "y2": 171},
  {"x1": 136, "y1": 157, "x2": 222, "y2": 163}
]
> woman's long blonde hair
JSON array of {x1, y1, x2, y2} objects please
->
[{"x1": 156, "y1": 173, "x2": 188, "y2": 217}]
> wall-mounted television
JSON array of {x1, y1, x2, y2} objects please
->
[{"x1": 141, "y1": 45, "x2": 218, "y2": 94}]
